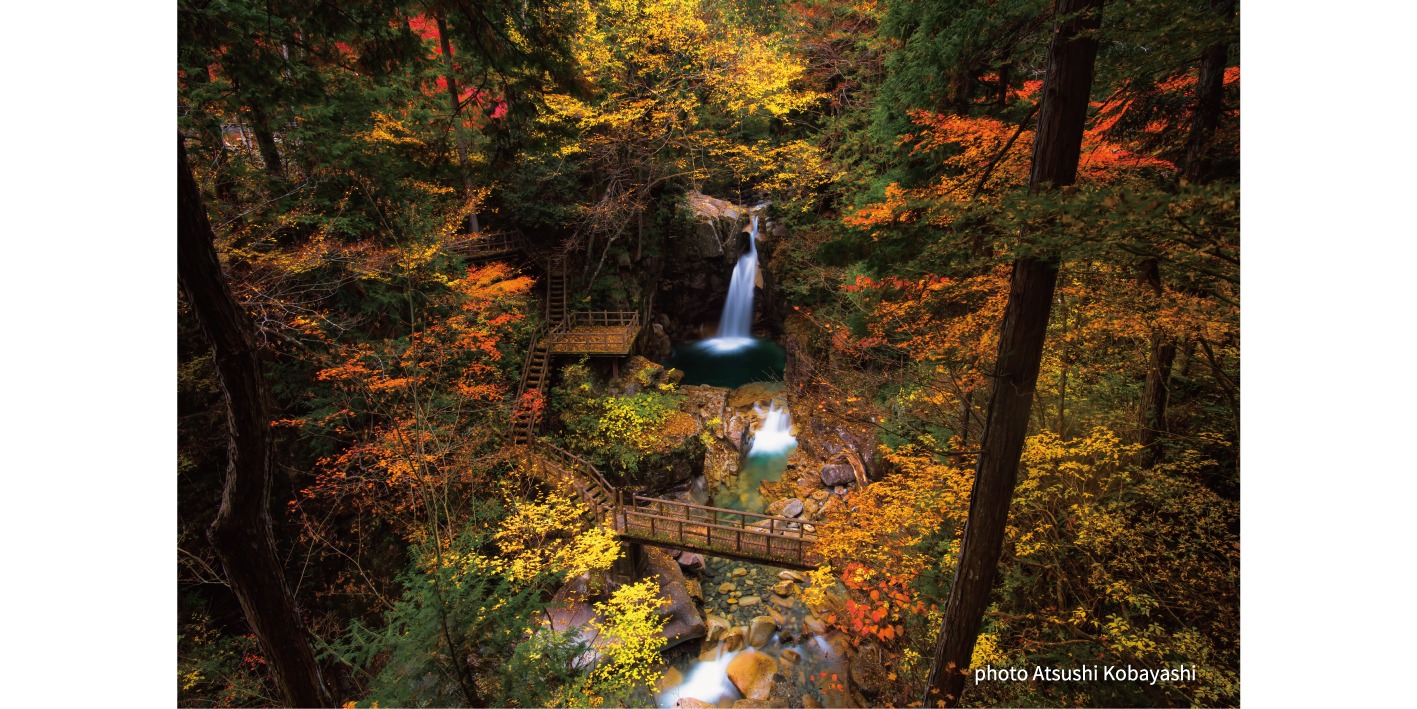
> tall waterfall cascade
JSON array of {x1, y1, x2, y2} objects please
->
[{"x1": 717, "y1": 215, "x2": 759, "y2": 339}]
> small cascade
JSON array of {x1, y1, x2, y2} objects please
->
[
  {"x1": 655, "y1": 559, "x2": 847, "y2": 709},
  {"x1": 747, "y1": 401, "x2": 796, "y2": 458},
  {"x1": 722, "y1": 401, "x2": 798, "y2": 512},
  {"x1": 656, "y1": 642, "x2": 741, "y2": 708}
]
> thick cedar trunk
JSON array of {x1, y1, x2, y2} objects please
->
[
  {"x1": 178, "y1": 136, "x2": 333, "y2": 708},
  {"x1": 1182, "y1": 0, "x2": 1234, "y2": 186},
  {"x1": 436, "y1": 13, "x2": 481, "y2": 234},
  {"x1": 247, "y1": 100, "x2": 285, "y2": 177},
  {"x1": 923, "y1": 1, "x2": 1104, "y2": 705},
  {"x1": 1137, "y1": 259, "x2": 1177, "y2": 465},
  {"x1": 1138, "y1": 0, "x2": 1232, "y2": 463}
]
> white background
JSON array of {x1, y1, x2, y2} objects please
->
[{"x1": 1, "y1": 0, "x2": 1412, "y2": 704}]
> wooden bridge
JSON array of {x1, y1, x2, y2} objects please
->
[
  {"x1": 506, "y1": 248, "x2": 819, "y2": 570},
  {"x1": 531, "y1": 440, "x2": 821, "y2": 570}
]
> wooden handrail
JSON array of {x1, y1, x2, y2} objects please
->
[
  {"x1": 629, "y1": 493, "x2": 814, "y2": 534},
  {"x1": 448, "y1": 232, "x2": 523, "y2": 256},
  {"x1": 620, "y1": 508, "x2": 817, "y2": 545},
  {"x1": 535, "y1": 440, "x2": 616, "y2": 502},
  {"x1": 551, "y1": 310, "x2": 641, "y2": 331},
  {"x1": 512, "y1": 323, "x2": 548, "y2": 408}
]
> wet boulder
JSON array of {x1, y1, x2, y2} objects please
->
[
  {"x1": 727, "y1": 650, "x2": 779, "y2": 701},
  {"x1": 674, "y1": 698, "x2": 718, "y2": 709},
  {"x1": 747, "y1": 615, "x2": 778, "y2": 648},
  {"x1": 645, "y1": 547, "x2": 706, "y2": 649}
]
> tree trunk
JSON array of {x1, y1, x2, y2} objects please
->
[
  {"x1": 178, "y1": 135, "x2": 333, "y2": 708},
  {"x1": 1137, "y1": 0, "x2": 1232, "y2": 464},
  {"x1": 1137, "y1": 259, "x2": 1176, "y2": 465},
  {"x1": 436, "y1": 13, "x2": 481, "y2": 234},
  {"x1": 1182, "y1": 0, "x2": 1234, "y2": 185},
  {"x1": 923, "y1": 1, "x2": 1104, "y2": 705},
  {"x1": 247, "y1": 100, "x2": 284, "y2": 177}
]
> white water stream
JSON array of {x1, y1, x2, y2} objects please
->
[{"x1": 701, "y1": 215, "x2": 759, "y2": 353}]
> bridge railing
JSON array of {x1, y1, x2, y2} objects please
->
[
  {"x1": 555, "y1": 310, "x2": 642, "y2": 329},
  {"x1": 448, "y1": 232, "x2": 523, "y2": 258},
  {"x1": 512, "y1": 324, "x2": 547, "y2": 406},
  {"x1": 620, "y1": 494, "x2": 820, "y2": 568},
  {"x1": 535, "y1": 441, "x2": 617, "y2": 523},
  {"x1": 544, "y1": 311, "x2": 642, "y2": 354}
]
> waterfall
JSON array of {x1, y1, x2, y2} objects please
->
[
  {"x1": 748, "y1": 401, "x2": 796, "y2": 458},
  {"x1": 656, "y1": 643, "x2": 741, "y2": 708},
  {"x1": 715, "y1": 215, "x2": 759, "y2": 342}
]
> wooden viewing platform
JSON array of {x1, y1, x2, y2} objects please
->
[
  {"x1": 530, "y1": 440, "x2": 821, "y2": 570},
  {"x1": 544, "y1": 311, "x2": 643, "y2": 355},
  {"x1": 448, "y1": 233, "x2": 524, "y2": 261}
]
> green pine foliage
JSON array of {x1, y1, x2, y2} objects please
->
[{"x1": 326, "y1": 527, "x2": 587, "y2": 708}]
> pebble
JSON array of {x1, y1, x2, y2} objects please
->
[
  {"x1": 719, "y1": 582, "x2": 736, "y2": 594},
  {"x1": 803, "y1": 614, "x2": 827, "y2": 635},
  {"x1": 738, "y1": 595, "x2": 761, "y2": 607},
  {"x1": 732, "y1": 567, "x2": 748, "y2": 578},
  {"x1": 727, "y1": 597, "x2": 738, "y2": 605}
]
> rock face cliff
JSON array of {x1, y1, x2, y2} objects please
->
[
  {"x1": 634, "y1": 190, "x2": 791, "y2": 361},
  {"x1": 654, "y1": 192, "x2": 755, "y2": 343}
]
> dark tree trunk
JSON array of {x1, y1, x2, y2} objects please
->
[
  {"x1": 1137, "y1": 259, "x2": 1176, "y2": 465},
  {"x1": 247, "y1": 101, "x2": 285, "y2": 177},
  {"x1": 923, "y1": 1, "x2": 1104, "y2": 705},
  {"x1": 1182, "y1": 0, "x2": 1235, "y2": 185},
  {"x1": 436, "y1": 13, "x2": 481, "y2": 234},
  {"x1": 178, "y1": 135, "x2": 333, "y2": 708},
  {"x1": 1138, "y1": 0, "x2": 1233, "y2": 464}
]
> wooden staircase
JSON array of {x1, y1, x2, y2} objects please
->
[
  {"x1": 546, "y1": 257, "x2": 568, "y2": 324},
  {"x1": 510, "y1": 326, "x2": 550, "y2": 448}
]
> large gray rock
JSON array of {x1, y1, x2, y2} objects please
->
[
  {"x1": 677, "y1": 552, "x2": 705, "y2": 572},
  {"x1": 776, "y1": 499, "x2": 805, "y2": 518},
  {"x1": 820, "y1": 463, "x2": 855, "y2": 487},
  {"x1": 645, "y1": 547, "x2": 707, "y2": 649},
  {"x1": 546, "y1": 572, "x2": 598, "y2": 635},
  {"x1": 704, "y1": 614, "x2": 732, "y2": 643}
]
